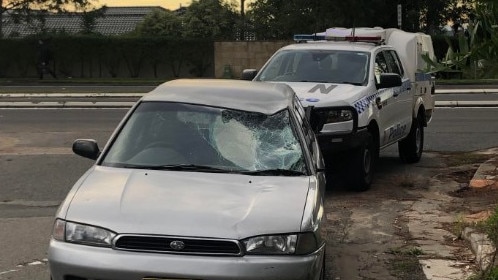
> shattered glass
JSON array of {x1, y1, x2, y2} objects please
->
[
  {"x1": 102, "y1": 102, "x2": 305, "y2": 173},
  {"x1": 210, "y1": 110, "x2": 304, "y2": 171}
]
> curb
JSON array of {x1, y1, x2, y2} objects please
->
[
  {"x1": 435, "y1": 100, "x2": 498, "y2": 107},
  {"x1": 0, "y1": 93, "x2": 144, "y2": 98},
  {"x1": 436, "y1": 89, "x2": 498, "y2": 94},
  {"x1": 462, "y1": 156, "x2": 498, "y2": 273},
  {"x1": 462, "y1": 227, "x2": 496, "y2": 272}
]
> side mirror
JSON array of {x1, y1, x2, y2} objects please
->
[
  {"x1": 73, "y1": 139, "x2": 100, "y2": 160},
  {"x1": 378, "y1": 73, "x2": 402, "y2": 89},
  {"x1": 241, "y1": 69, "x2": 258, "y2": 80}
]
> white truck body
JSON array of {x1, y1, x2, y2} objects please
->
[{"x1": 243, "y1": 27, "x2": 436, "y2": 190}]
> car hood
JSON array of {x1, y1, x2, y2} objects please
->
[
  {"x1": 274, "y1": 82, "x2": 366, "y2": 108},
  {"x1": 64, "y1": 166, "x2": 311, "y2": 239}
]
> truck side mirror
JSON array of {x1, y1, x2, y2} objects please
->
[
  {"x1": 378, "y1": 73, "x2": 402, "y2": 89},
  {"x1": 73, "y1": 139, "x2": 100, "y2": 160},
  {"x1": 241, "y1": 69, "x2": 258, "y2": 80}
]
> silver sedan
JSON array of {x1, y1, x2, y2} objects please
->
[{"x1": 48, "y1": 79, "x2": 327, "y2": 280}]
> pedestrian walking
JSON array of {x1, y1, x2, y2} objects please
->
[{"x1": 37, "y1": 39, "x2": 57, "y2": 79}]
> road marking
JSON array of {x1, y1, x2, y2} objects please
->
[
  {"x1": 0, "y1": 147, "x2": 72, "y2": 155},
  {"x1": 0, "y1": 200, "x2": 60, "y2": 207},
  {"x1": 0, "y1": 269, "x2": 18, "y2": 275}
]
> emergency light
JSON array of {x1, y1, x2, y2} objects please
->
[
  {"x1": 293, "y1": 33, "x2": 383, "y2": 44},
  {"x1": 294, "y1": 27, "x2": 386, "y2": 44}
]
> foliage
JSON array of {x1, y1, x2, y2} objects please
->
[
  {"x1": 134, "y1": 0, "x2": 240, "y2": 40},
  {"x1": 79, "y1": 6, "x2": 106, "y2": 35},
  {"x1": 134, "y1": 9, "x2": 183, "y2": 38},
  {"x1": 245, "y1": 0, "x2": 475, "y2": 40},
  {"x1": 0, "y1": 0, "x2": 99, "y2": 37},
  {"x1": 417, "y1": 0, "x2": 498, "y2": 79},
  {"x1": 182, "y1": 0, "x2": 239, "y2": 39},
  {"x1": 0, "y1": 36, "x2": 214, "y2": 78}
]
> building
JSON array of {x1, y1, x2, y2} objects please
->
[{"x1": 1, "y1": 6, "x2": 169, "y2": 37}]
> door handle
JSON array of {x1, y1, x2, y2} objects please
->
[{"x1": 375, "y1": 97, "x2": 383, "y2": 109}]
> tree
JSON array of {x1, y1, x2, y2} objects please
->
[
  {"x1": 134, "y1": 9, "x2": 183, "y2": 38},
  {"x1": 0, "y1": 0, "x2": 97, "y2": 38},
  {"x1": 79, "y1": 6, "x2": 106, "y2": 35},
  {"x1": 182, "y1": 0, "x2": 239, "y2": 39},
  {"x1": 245, "y1": 0, "x2": 476, "y2": 39}
]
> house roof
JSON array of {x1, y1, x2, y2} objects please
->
[{"x1": 1, "y1": 6, "x2": 168, "y2": 37}]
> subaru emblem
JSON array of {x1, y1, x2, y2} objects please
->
[{"x1": 170, "y1": 240, "x2": 185, "y2": 250}]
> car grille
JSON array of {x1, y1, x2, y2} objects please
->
[{"x1": 113, "y1": 235, "x2": 242, "y2": 256}]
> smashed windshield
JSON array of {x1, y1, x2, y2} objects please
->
[
  {"x1": 256, "y1": 50, "x2": 370, "y2": 85},
  {"x1": 102, "y1": 102, "x2": 306, "y2": 174}
]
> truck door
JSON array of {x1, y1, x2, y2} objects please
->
[
  {"x1": 385, "y1": 50, "x2": 412, "y2": 144},
  {"x1": 375, "y1": 50, "x2": 411, "y2": 147}
]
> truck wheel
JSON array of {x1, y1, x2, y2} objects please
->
[
  {"x1": 347, "y1": 133, "x2": 374, "y2": 191},
  {"x1": 398, "y1": 116, "x2": 424, "y2": 163}
]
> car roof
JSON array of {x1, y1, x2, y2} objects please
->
[
  {"x1": 142, "y1": 79, "x2": 296, "y2": 115},
  {"x1": 280, "y1": 41, "x2": 381, "y2": 52}
]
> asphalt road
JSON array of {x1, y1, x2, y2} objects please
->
[{"x1": 1, "y1": 105, "x2": 497, "y2": 279}]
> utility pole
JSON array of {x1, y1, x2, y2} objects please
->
[
  {"x1": 241, "y1": 0, "x2": 245, "y2": 18},
  {"x1": 240, "y1": 0, "x2": 245, "y2": 40}
]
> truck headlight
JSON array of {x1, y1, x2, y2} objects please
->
[
  {"x1": 322, "y1": 109, "x2": 354, "y2": 123},
  {"x1": 243, "y1": 233, "x2": 318, "y2": 255},
  {"x1": 52, "y1": 219, "x2": 116, "y2": 247},
  {"x1": 314, "y1": 108, "x2": 355, "y2": 133}
]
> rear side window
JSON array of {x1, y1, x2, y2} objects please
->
[{"x1": 384, "y1": 50, "x2": 404, "y2": 76}]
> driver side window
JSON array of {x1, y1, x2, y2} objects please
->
[{"x1": 374, "y1": 52, "x2": 389, "y2": 84}]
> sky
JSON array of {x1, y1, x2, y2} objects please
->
[
  {"x1": 99, "y1": 0, "x2": 192, "y2": 10},
  {"x1": 98, "y1": 0, "x2": 253, "y2": 11}
]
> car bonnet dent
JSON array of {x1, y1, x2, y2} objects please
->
[{"x1": 64, "y1": 166, "x2": 311, "y2": 239}]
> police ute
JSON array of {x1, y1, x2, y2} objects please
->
[{"x1": 242, "y1": 27, "x2": 436, "y2": 191}]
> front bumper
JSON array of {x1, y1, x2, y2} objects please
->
[
  {"x1": 316, "y1": 126, "x2": 370, "y2": 154},
  {"x1": 48, "y1": 239, "x2": 325, "y2": 280}
]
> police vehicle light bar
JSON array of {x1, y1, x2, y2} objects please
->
[
  {"x1": 345, "y1": 35, "x2": 382, "y2": 43},
  {"x1": 294, "y1": 33, "x2": 383, "y2": 44},
  {"x1": 293, "y1": 34, "x2": 326, "y2": 41}
]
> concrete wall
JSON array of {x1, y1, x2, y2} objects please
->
[{"x1": 214, "y1": 41, "x2": 292, "y2": 79}]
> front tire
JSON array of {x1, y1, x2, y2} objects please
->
[
  {"x1": 347, "y1": 132, "x2": 374, "y2": 191},
  {"x1": 398, "y1": 116, "x2": 424, "y2": 163}
]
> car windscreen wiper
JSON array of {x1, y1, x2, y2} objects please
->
[
  {"x1": 240, "y1": 169, "x2": 305, "y2": 176},
  {"x1": 298, "y1": 80, "x2": 330, "y2": 83},
  {"x1": 120, "y1": 164, "x2": 232, "y2": 173}
]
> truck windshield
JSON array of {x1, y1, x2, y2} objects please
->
[{"x1": 256, "y1": 50, "x2": 370, "y2": 85}]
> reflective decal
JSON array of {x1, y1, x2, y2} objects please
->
[
  {"x1": 308, "y1": 84, "x2": 337, "y2": 94},
  {"x1": 388, "y1": 124, "x2": 407, "y2": 140},
  {"x1": 306, "y1": 98, "x2": 320, "y2": 102}
]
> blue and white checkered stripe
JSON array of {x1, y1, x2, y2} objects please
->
[
  {"x1": 353, "y1": 80, "x2": 411, "y2": 114},
  {"x1": 353, "y1": 90, "x2": 385, "y2": 114}
]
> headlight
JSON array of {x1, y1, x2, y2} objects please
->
[
  {"x1": 243, "y1": 233, "x2": 317, "y2": 255},
  {"x1": 52, "y1": 219, "x2": 116, "y2": 247},
  {"x1": 322, "y1": 109, "x2": 354, "y2": 123}
]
